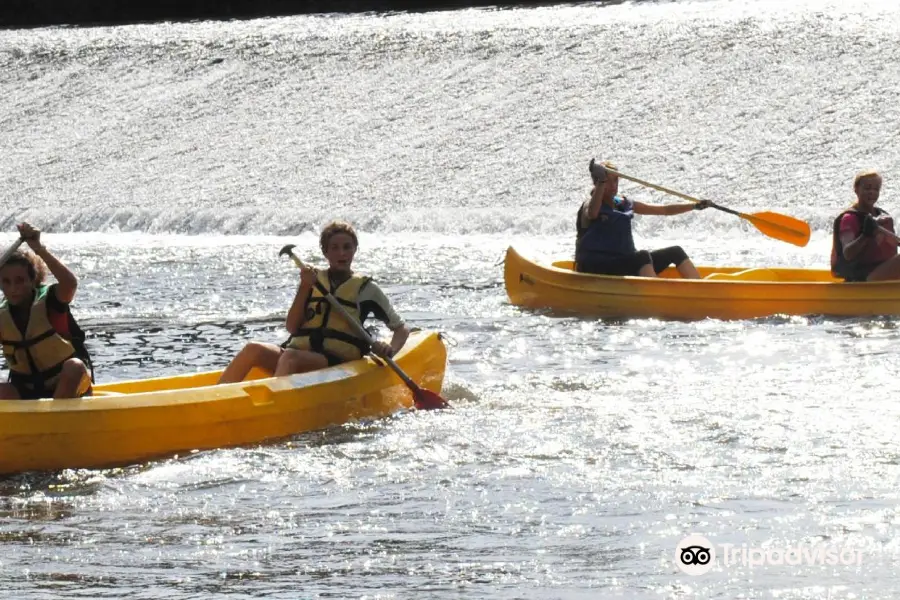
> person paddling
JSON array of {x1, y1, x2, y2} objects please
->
[
  {"x1": 218, "y1": 220, "x2": 410, "y2": 383},
  {"x1": 576, "y1": 159, "x2": 710, "y2": 278},
  {"x1": 831, "y1": 170, "x2": 900, "y2": 282},
  {"x1": 0, "y1": 222, "x2": 93, "y2": 399}
]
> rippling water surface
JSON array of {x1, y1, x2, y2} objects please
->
[{"x1": 3, "y1": 1, "x2": 900, "y2": 597}]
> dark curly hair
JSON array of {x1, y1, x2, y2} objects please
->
[
  {"x1": 319, "y1": 221, "x2": 359, "y2": 254},
  {"x1": 0, "y1": 250, "x2": 47, "y2": 286}
]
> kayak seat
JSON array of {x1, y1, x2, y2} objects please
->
[{"x1": 704, "y1": 268, "x2": 781, "y2": 282}]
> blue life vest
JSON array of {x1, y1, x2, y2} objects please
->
[{"x1": 575, "y1": 195, "x2": 637, "y2": 263}]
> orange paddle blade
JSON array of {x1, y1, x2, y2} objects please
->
[
  {"x1": 414, "y1": 388, "x2": 449, "y2": 410},
  {"x1": 743, "y1": 211, "x2": 811, "y2": 247}
]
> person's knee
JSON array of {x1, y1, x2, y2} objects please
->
[
  {"x1": 60, "y1": 358, "x2": 88, "y2": 380},
  {"x1": 58, "y1": 358, "x2": 91, "y2": 396},
  {"x1": 241, "y1": 341, "x2": 278, "y2": 364},
  {"x1": 867, "y1": 256, "x2": 900, "y2": 281},
  {"x1": 671, "y1": 246, "x2": 689, "y2": 264},
  {"x1": 244, "y1": 341, "x2": 267, "y2": 356}
]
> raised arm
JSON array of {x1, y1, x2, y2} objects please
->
[
  {"x1": 18, "y1": 223, "x2": 78, "y2": 304},
  {"x1": 585, "y1": 160, "x2": 610, "y2": 220},
  {"x1": 585, "y1": 182, "x2": 608, "y2": 220}
]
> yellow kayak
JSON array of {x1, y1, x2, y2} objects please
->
[
  {"x1": 504, "y1": 246, "x2": 900, "y2": 320},
  {"x1": 0, "y1": 330, "x2": 447, "y2": 475}
]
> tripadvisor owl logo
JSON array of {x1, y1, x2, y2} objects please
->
[
  {"x1": 674, "y1": 534, "x2": 864, "y2": 574},
  {"x1": 675, "y1": 534, "x2": 716, "y2": 575}
]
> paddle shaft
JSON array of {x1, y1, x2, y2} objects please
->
[
  {"x1": 600, "y1": 165, "x2": 811, "y2": 247},
  {"x1": 0, "y1": 238, "x2": 25, "y2": 268},
  {"x1": 604, "y1": 167, "x2": 742, "y2": 217},
  {"x1": 284, "y1": 251, "x2": 420, "y2": 391}
]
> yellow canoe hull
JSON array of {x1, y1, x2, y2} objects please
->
[
  {"x1": 504, "y1": 246, "x2": 900, "y2": 320},
  {"x1": 0, "y1": 330, "x2": 447, "y2": 475}
]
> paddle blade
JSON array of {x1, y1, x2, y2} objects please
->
[
  {"x1": 744, "y1": 211, "x2": 811, "y2": 247},
  {"x1": 414, "y1": 388, "x2": 450, "y2": 410}
]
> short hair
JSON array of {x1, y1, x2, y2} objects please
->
[
  {"x1": 0, "y1": 250, "x2": 47, "y2": 286},
  {"x1": 854, "y1": 170, "x2": 882, "y2": 190},
  {"x1": 319, "y1": 220, "x2": 359, "y2": 254}
]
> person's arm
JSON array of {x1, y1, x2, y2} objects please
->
[
  {"x1": 359, "y1": 282, "x2": 408, "y2": 358},
  {"x1": 585, "y1": 161, "x2": 609, "y2": 220},
  {"x1": 841, "y1": 230, "x2": 871, "y2": 261},
  {"x1": 285, "y1": 264, "x2": 316, "y2": 333},
  {"x1": 586, "y1": 183, "x2": 607, "y2": 220},
  {"x1": 385, "y1": 324, "x2": 410, "y2": 357},
  {"x1": 44, "y1": 283, "x2": 69, "y2": 314},
  {"x1": 874, "y1": 214, "x2": 897, "y2": 245},
  {"x1": 840, "y1": 214, "x2": 876, "y2": 261},
  {"x1": 633, "y1": 201, "x2": 705, "y2": 216},
  {"x1": 18, "y1": 223, "x2": 77, "y2": 304}
]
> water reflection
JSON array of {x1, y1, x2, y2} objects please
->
[{"x1": 85, "y1": 319, "x2": 284, "y2": 382}]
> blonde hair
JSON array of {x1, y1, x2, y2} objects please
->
[
  {"x1": 853, "y1": 169, "x2": 882, "y2": 190},
  {"x1": 319, "y1": 220, "x2": 359, "y2": 254}
]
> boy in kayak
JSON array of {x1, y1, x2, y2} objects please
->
[
  {"x1": 218, "y1": 221, "x2": 410, "y2": 383},
  {"x1": 576, "y1": 159, "x2": 710, "y2": 278},
  {"x1": 831, "y1": 170, "x2": 900, "y2": 282},
  {"x1": 0, "y1": 222, "x2": 93, "y2": 399}
]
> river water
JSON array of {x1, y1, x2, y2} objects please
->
[{"x1": 2, "y1": 0, "x2": 900, "y2": 597}]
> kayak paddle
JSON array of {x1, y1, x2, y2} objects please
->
[
  {"x1": 604, "y1": 167, "x2": 812, "y2": 247},
  {"x1": 278, "y1": 244, "x2": 449, "y2": 410},
  {"x1": 0, "y1": 238, "x2": 25, "y2": 268}
]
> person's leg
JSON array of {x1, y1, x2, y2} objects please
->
[
  {"x1": 599, "y1": 251, "x2": 655, "y2": 277},
  {"x1": 675, "y1": 259, "x2": 701, "y2": 279},
  {"x1": 630, "y1": 250, "x2": 656, "y2": 277},
  {"x1": 54, "y1": 357, "x2": 91, "y2": 399},
  {"x1": 273, "y1": 349, "x2": 329, "y2": 376},
  {"x1": 615, "y1": 250, "x2": 656, "y2": 277},
  {"x1": 637, "y1": 263, "x2": 656, "y2": 277},
  {"x1": 651, "y1": 246, "x2": 701, "y2": 279},
  {"x1": 578, "y1": 251, "x2": 655, "y2": 277},
  {"x1": 218, "y1": 342, "x2": 283, "y2": 384},
  {"x1": 0, "y1": 383, "x2": 21, "y2": 399},
  {"x1": 866, "y1": 256, "x2": 900, "y2": 281},
  {"x1": 577, "y1": 256, "x2": 627, "y2": 275}
]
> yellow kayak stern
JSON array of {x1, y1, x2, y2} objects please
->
[{"x1": 0, "y1": 330, "x2": 447, "y2": 475}]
